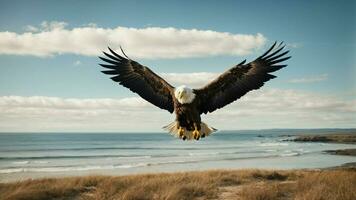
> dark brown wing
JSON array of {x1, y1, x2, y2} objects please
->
[
  {"x1": 99, "y1": 47, "x2": 174, "y2": 113},
  {"x1": 195, "y1": 42, "x2": 290, "y2": 114}
]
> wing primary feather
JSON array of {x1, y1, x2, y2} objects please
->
[
  {"x1": 259, "y1": 41, "x2": 277, "y2": 59},
  {"x1": 103, "y1": 51, "x2": 121, "y2": 62},
  {"x1": 271, "y1": 64, "x2": 287, "y2": 68},
  {"x1": 108, "y1": 47, "x2": 126, "y2": 60},
  {"x1": 266, "y1": 50, "x2": 289, "y2": 62},
  {"x1": 277, "y1": 41, "x2": 284, "y2": 48},
  {"x1": 99, "y1": 64, "x2": 117, "y2": 69},
  {"x1": 99, "y1": 56, "x2": 119, "y2": 65},
  {"x1": 120, "y1": 46, "x2": 131, "y2": 59},
  {"x1": 267, "y1": 65, "x2": 287, "y2": 72},
  {"x1": 266, "y1": 74, "x2": 277, "y2": 79},
  {"x1": 101, "y1": 70, "x2": 118, "y2": 75},
  {"x1": 110, "y1": 76, "x2": 122, "y2": 82},
  {"x1": 269, "y1": 56, "x2": 291, "y2": 65},
  {"x1": 237, "y1": 59, "x2": 246, "y2": 66},
  {"x1": 263, "y1": 45, "x2": 286, "y2": 60}
]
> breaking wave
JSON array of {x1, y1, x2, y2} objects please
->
[
  {"x1": 258, "y1": 142, "x2": 289, "y2": 147},
  {"x1": 0, "y1": 155, "x2": 154, "y2": 160}
]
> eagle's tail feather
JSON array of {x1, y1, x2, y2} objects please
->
[{"x1": 163, "y1": 122, "x2": 217, "y2": 140}]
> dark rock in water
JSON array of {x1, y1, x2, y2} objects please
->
[
  {"x1": 324, "y1": 149, "x2": 356, "y2": 156},
  {"x1": 286, "y1": 134, "x2": 356, "y2": 144},
  {"x1": 257, "y1": 135, "x2": 264, "y2": 137},
  {"x1": 279, "y1": 134, "x2": 295, "y2": 137},
  {"x1": 294, "y1": 135, "x2": 331, "y2": 142}
]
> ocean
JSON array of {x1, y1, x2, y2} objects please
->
[{"x1": 0, "y1": 129, "x2": 355, "y2": 182}]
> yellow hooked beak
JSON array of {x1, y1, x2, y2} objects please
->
[{"x1": 179, "y1": 91, "x2": 186, "y2": 99}]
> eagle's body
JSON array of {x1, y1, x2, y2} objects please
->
[
  {"x1": 170, "y1": 86, "x2": 209, "y2": 140},
  {"x1": 174, "y1": 89, "x2": 200, "y2": 131},
  {"x1": 99, "y1": 42, "x2": 290, "y2": 140}
]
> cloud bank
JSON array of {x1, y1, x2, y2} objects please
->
[
  {"x1": 288, "y1": 74, "x2": 328, "y2": 83},
  {"x1": 0, "y1": 89, "x2": 354, "y2": 132},
  {"x1": 0, "y1": 21, "x2": 266, "y2": 59}
]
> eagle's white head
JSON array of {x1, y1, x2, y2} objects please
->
[{"x1": 174, "y1": 85, "x2": 196, "y2": 104}]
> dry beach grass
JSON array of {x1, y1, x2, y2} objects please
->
[{"x1": 1, "y1": 169, "x2": 355, "y2": 200}]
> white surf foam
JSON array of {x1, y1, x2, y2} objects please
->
[
  {"x1": 259, "y1": 142, "x2": 289, "y2": 147},
  {"x1": 12, "y1": 161, "x2": 30, "y2": 165},
  {"x1": 280, "y1": 152, "x2": 300, "y2": 157}
]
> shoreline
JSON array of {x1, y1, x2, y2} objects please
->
[{"x1": 1, "y1": 167, "x2": 355, "y2": 200}]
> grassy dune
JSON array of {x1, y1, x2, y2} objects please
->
[{"x1": 1, "y1": 169, "x2": 355, "y2": 200}]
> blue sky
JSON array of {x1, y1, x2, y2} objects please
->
[{"x1": 0, "y1": 0, "x2": 355, "y2": 132}]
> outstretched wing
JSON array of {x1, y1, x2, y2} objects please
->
[
  {"x1": 195, "y1": 42, "x2": 290, "y2": 114},
  {"x1": 99, "y1": 47, "x2": 174, "y2": 113}
]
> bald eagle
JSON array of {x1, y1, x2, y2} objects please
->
[{"x1": 99, "y1": 42, "x2": 290, "y2": 140}]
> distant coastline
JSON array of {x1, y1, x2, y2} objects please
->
[{"x1": 1, "y1": 128, "x2": 356, "y2": 134}]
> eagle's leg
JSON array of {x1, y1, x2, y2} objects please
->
[
  {"x1": 192, "y1": 123, "x2": 200, "y2": 140},
  {"x1": 178, "y1": 127, "x2": 186, "y2": 140}
]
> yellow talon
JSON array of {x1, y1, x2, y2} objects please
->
[
  {"x1": 193, "y1": 131, "x2": 200, "y2": 140},
  {"x1": 193, "y1": 129, "x2": 200, "y2": 140},
  {"x1": 192, "y1": 123, "x2": 200, "y2": 140},
  {"x1": 178, "y1": 127, "x2": 184, "y2": 138}
]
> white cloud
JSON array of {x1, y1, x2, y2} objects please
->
[
  {"x1": 85, "y1": 23, "x2": 97, "y2": 28},
  {"x1": 40, "y1": 21, "x2": 68, "y2": 31},
  {"x1": 73, "y1": 60, "x2": 81, "y2": 66},
  {"x1": 0, "y1": 21, "x2": 266, "y2": 59},
  {"x1": 288, "y1": 73, "x2": 328, "y2": 83},
  {"x1": 25, "y1": 21, "x2": 69, "y2": 33},
  {"x1": 0, "y1": 95, "x2": 165, "y2": 132},
  {"x1": 24, "y1": 25, "x2": 39, "y2": 32},
  {"x1": 0, "y1": 89, "x2": 355, "y2": 132},
  {"x1": 0, "y1": 96, "x2": 150, "y2": 110}
]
